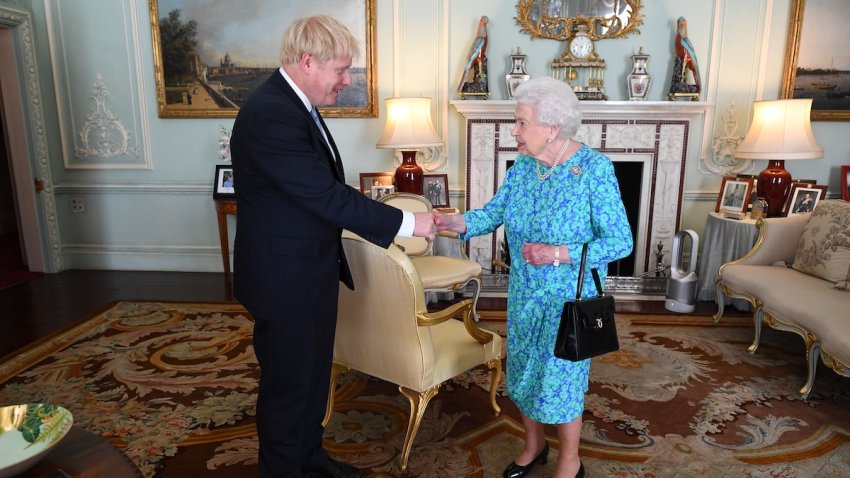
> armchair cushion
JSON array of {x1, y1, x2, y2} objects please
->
[
  {"x1": 792, "y1": 200, "x2": 850, "y2": 288},
  {"x1": 411, "y1": 255, "x2": 482, "y2": 289}
]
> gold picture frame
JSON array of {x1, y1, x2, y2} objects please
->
[
  {"x1": 148, "y1": 0, "x2": 377, "y2": 118},
  {"x1": 780, "y1": 0, "x2": 850, "y2": 121}
]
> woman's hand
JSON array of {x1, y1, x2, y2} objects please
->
[
  {"x1": 521, "y1": 242, "x2": 569, "y2": 266},
  {"x1": 433, "y1": 210, "x2": 467, "y2": 234}
]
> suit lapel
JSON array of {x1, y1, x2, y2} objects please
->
[{"x1": 269, "y1": 74, "x2": 345, "y2": 182}]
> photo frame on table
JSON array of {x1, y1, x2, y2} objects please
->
[
  {"x1": 715, "y1": 176, "x2": 753, "y2": 214},
  {"x1": 148, "y1": 0, "x2": 377, "y2": 118},
  {"x1": 213, "y1": 165, "x2": 235, "y2": 199},
  {"x1": 371, "y1": 185, "x2": 395, "y2": 200},
  {"x1": 779, "y1": 0, "x2": 850, "y2": 121},
  {"x1": 784, "y1": 184, "x2": 827, "y2": 216},
  {"x1": 842, "y1": 165, "x2": 850, "y2": 201},
  {"x1": 736, "y1": 173, "x2": 758, "y2": 211},
  {"x1": 359, "y1": 172, "x2": 394, "y2": 199},
  {"x1": 423, "y1": 174, "x2": 450, "y2": 208}
]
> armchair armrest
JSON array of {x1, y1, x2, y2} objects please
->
[
  {"x1": 417, "y1": 299, "x2": 493, "y2": 344},
  {"x1": 726, "y1": 214, "x2": 808, "y2": 267}
]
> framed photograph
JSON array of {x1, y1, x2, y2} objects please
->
[
  {"x1": 359, "y1": 172, "x2": 394, "y2": 198},
  {"x1": 424, "y1": 174, "x2": 450, "y2": 208},
  {"x1": 736, "y1": 174, "x2": 758, "y2": 211},
  {"x1": 213, "y1": 165, "x2": 235, "y2": 199},
  {"x1": 371, "y1": 185, "x2": 395, "y2": 200},
  {"x1": 784, "y1": 184, "x2": 828, "y2": 216},
  {"x1": 842, "y1": 165, "x2": 850, "y2": 201},
  {"x1": 780, "y1": 0, "x2": 850, "y2": 121},
  {"x1": 715, "y1": 176, "x2": 753, "y2": 214},
  {"x1": 148, "y1": 0, "x2": 377, "y2": 118}
]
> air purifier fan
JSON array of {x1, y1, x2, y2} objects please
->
[{"x1": 665, "y1": 229, "x2": 699, "y2": 313}]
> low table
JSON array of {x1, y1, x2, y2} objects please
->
[{"x1": 18, "y1": 426, "x2": 141, "y2": 478}]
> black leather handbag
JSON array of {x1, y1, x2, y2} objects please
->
[{"x1": 553, "y1": 243, "x2": 619, "y2": 361}]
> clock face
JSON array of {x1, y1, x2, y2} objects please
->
[{"x1": 569, "y1": 35, "x2": 594, "y2": 60}]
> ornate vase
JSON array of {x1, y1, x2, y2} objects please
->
[
  {"x1": 505, "y1": 47, "x2": 530, "y2": 100},
  {"x1": 394, "y1": 151, "x2": 424, "y2": 195},
  {"x1": 627, "y1": 47, "x2": 652, "y2": 101}
]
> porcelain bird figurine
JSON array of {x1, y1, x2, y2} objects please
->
[{"x1": 457, "y1": 16, "x2": 489, "y2": 94}]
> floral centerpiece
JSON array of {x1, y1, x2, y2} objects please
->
[{"x1": 218, "y1": 125, "x2": 232, "y2": 162}]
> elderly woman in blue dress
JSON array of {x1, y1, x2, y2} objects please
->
[{"x1": 434, "y1": 76, "x2": 632, "y2": 478}]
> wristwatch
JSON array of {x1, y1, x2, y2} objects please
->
[{"x1": 553, "y1": 245, "x2": 560, "y2": 267}]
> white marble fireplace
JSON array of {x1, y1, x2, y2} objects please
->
[{"x1": 451, "y1": 100, "x2": 710, "y2": 292}]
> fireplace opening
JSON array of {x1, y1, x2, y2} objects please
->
[{"x1": 611, "y1": 161, "x2": 643, "y2": 276}]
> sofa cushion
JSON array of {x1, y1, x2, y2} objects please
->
[{"x1": 792, "y1": 200, "x2": 850, "y2": 288}]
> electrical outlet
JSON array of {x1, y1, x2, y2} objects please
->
[{"x1": 70, "y1": 198, "x2": 85, "y2": 213}]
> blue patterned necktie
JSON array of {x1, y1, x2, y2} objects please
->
[{"x1": 310, "y1": 107, "x2": 343, "y2": 177}]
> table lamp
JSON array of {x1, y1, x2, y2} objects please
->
[
  {"x1": 734, "y1": 98, "x2": 823, "y2": 217},
  {"x1": 376, "y1": 97, "x2": 443, "y2": 195}
]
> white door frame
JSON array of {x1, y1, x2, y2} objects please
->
[{"x1": 0, "y1": 6, "x2": 61, "y2": 273}]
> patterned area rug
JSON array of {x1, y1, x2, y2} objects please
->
[{"x1": 0, "y1": 301, "x2": 848, "y2": 477}]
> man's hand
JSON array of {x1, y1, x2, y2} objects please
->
[
  {"x1": 433, "y1": 210, "x2": 467, "y2": 234},
  {"x1": 412, "y1": 212, "x2": 436, "y2": 242}
]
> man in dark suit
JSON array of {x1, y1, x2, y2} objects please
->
[{"x1": 229, "y1": 15, "x2": 436, "y2": 478}]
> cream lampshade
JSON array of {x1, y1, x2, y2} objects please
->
[
  {"x1": 734, "y1": 98, "x2": 823, "y2": 217},
  {"x1": 376, "y1": 97, "x2": 443, "y2": 195}
]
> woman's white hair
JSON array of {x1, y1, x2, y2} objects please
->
[{"x1": 513, "y1": 77, "x2": 581, "y2": 139}]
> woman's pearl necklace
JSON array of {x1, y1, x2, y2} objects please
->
[{"x1": 536, "y1": 139, "x2": 571, "y2": 180}]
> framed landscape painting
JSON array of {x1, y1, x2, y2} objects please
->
[
  {"x1": 780, "y1": 0, "x2": 850, "y2": 120},
  {"x1": 148, "y1": 0, "x2": 377, "y2": 118}
]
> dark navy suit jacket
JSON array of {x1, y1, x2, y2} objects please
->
[{"x1": 230, "y1": 71, "x2": 402, "y2": 321}]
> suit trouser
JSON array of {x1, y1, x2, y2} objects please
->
[{"x1": 251, "y1": 291, "x2": 339, "y2": 478}]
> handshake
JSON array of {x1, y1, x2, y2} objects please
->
[{"x1": 412, "y1": 210, "x2": 466, "y2": 242}]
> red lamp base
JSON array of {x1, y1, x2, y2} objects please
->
[
  {"x1": 757, "y1": 160, "x2": 792, "y2": 217},
  {"x1": 394, "y1": 150, "x2": 423, "y2": 195}
]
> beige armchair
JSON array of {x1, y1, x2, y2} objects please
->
[
  {"x1": 324, "y1": 231, "x2": 502, "y2": 471},
  {"x1": 378, "y1": 192, "x2": 483, "y2": 321}
]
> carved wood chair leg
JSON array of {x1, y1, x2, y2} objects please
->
[
  {"x1": 801, "y1": 342, "x2": 821, "y2": 399},
  {"x1": 748, "y1": 306, "x2": 764, "y2": 354},
  {"x1": 713, "y1": 282, "x2": 726, "y2": 323},
  {"x1": 487, "y1": 358, "x2": 502, "y2": 415},
  {"x1": 322, "y1": 363, "x2": 350, "y2": 427},
  {"x1": 397, "y1": 385, "x2": 440, "y2": 471}
]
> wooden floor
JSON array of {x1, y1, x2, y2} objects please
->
[{"x1": 0, "y1": 270, "x2": 734, "y2": 361}]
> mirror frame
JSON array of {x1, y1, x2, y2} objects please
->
[{"x1": 515, "y1": 0, "x2": 644, "y2": 41}]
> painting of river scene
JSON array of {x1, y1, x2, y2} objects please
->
[
  {"x1": 149, "y1": 0, "x2": 376, "y2": 118},
  {"x1": 781, "y1": 0, "x2": 850, "y2": 120}
]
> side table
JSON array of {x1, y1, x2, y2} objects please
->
[
  {"x1": 19, "y1": 426, "x2": 142, "y2": 477},
  {"x1": 215, "y1": 198, "x2": 237, "y2": 298},
  {"x1": 696, "y1": 212, "x2": 759, "y2": 311}
]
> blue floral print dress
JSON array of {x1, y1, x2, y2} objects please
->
[{"x1": 461, "y1": 145, "x2": 633, "y2": 424}]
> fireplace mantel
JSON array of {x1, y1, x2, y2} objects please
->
[{"x1": 451, "y1": 99, "x2": 710, "y2": 289}]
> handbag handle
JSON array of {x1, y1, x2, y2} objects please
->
[{"x1": 574, "y1": 243, "x2": 604, "y2": 300}]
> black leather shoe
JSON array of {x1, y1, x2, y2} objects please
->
[
  {"x1": 576, "y1": 461, "x2": 585, "y2": 478},
  {"x1": 304, "y1": 457, "x2": 364, "y2": 478},
  {"x1": 502, "y1": 442, "x2": 549, "y2": 478}
]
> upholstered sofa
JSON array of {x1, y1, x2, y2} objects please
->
[{"x1": 714, "y1": 199, "x2": 850, "y2": 398}]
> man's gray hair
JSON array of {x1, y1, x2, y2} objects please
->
[
  {"x1": 280, "y1": 15, "x2": 359, "y2": 66},
  {"x1": 514, "y1": 77, "x2": 582, "y2": 139}
]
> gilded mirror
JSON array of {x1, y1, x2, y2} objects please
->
[{"x1": 516, "y1": 0, "x2": 644, "y2": 41}]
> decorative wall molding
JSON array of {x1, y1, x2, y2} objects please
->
[
  {"x1": 53, "y1": 183, "x2": 211, "y2": 195},
  {"x1": 75, "y1": 74, "x2": 141, "y2": 159},
  {"x1": 45, "y1": 0, "x2": 152, "y2": 169},
  {"x1": 0, "y1": 5, "x2": 62, "y2": 272}
]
